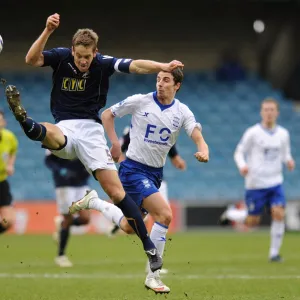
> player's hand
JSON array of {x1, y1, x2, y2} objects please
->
[
  {"x1": 171, "y1": 155, "x2": 186, "y2": 170},
  {"x1": 287, "y1": 159, "x2": 295, "y2": 171},
  {"x1": 239, "y1": 166, "x2": 249, "y2": 177},
  {"x1": 46, "y1": 13, "x2": 60, "y2": 33},
  {"x1": 194, "y1": 152, "x2": 209, "y2": 163},
  {"x1": 162, "y1": 60, "x2": 184, "y2": 72},
  {"x1": 110, "y1": 142, "x2": 121, "y2": 163},
  {"x1": 6, "y1": 165, "x2": 14, "y2": 176}
]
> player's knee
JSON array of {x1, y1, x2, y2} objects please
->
[
  {"x1": 78, "y1": 210, "x2": 91, "y2": 224},
  {"x1": 106, "y1": 188, "x2": 125, "y2": 203},
  {"x1": 0, "y1": 209, "x2": 15, "y2": 229},
  {"x1": 245, "y1": 216, "x2": 260, "y2": 227},
  {"x1": 41, "y1": 123, "x2": 65, "y2": 148},
  {"x1": 1, "y1": 217, "x2": 14, "y2": 229},
  {"x1": 154, "y1": 208, "x2": 172, "y2": 226},
  {"x1": 271, "y1": 206, "x2": 285, "y2": 221},
  {"x1": 79, "y1": 215, "x2": 90, "y2": 225}
]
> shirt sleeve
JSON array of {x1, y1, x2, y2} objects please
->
[
  {"x1": 42, "y1": 47, "x2": 70, "y2": 69},
  {"x1": 181, "y1": 104, "x2": 202, "y2": 137},
  {"x1": 282, "y1": 130, "x2": 293, "y2": 163},
  {"x1": 234, "y1": 128, "x2": 253, "y2": 169},
  {"x1": 101, "y1": 55, "x2": 133, "y2": 74},
  {"x1": 110, "y1": 94, "x2": 142, "y2": 118},
  {"x1": 111, "y1": 57, "x2": 133, "y2": 73}
]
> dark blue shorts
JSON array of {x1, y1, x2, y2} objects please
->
[
  {"x1": 245, "y1": 184, "x2": 285, "y2": 215},
  {"x1": 119, "y1": 158, "x2": 163, "y2": 210}
]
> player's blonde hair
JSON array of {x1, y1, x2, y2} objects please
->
[
  {"x1": 261, "y1": 97, "x2": 279, "y2": 110},
  {"x1": 72, "y1": 29, "x2": 98, "y2": 50}
]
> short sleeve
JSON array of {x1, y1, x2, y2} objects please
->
[
  {"x1": 42, "y1": 47, "x2": 70, "y2": 69},
  {"x1": 110, "y1": 94, "x2": 142, "y2": 118},
  {"x1": 181, "y1": 104, "x2": 202, "y2": 137}
]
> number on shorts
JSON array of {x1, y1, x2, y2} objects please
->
[{"x1": 106, "y1": 149, "x2": 113, "y2": 161}]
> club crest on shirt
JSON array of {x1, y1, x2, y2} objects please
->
[{"x1": 172, "y1": 116, "x2": 180, "y2": 129}]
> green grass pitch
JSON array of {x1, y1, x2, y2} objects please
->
[{"x1": 0, "y1": 231, "x2": 300, "y2": 300}]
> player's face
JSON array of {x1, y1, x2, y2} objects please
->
[
  {"x1": 72, "y1": 45, "x2": 97, "y2": 73},
  {"x1": 156, "y1": 72, "x2": 181, "y2": 100},
  {"x1": 0, "y1": 114, "x2": 6, "y2": 130},
  {"x1": 260, "y1": 102, "x2": 279, "y2": 125}
]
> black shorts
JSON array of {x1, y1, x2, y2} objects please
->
[{"x1": 0, "y1": 180, "x2": 13, "y2": 206}]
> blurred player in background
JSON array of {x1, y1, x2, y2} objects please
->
[
  {"x1": 45, "y1": 151, "x2": 91, "y2": 267},
  {"x1": 0, "y1": 110, "x2": 18, "y2": 234},
  {"x1": 5, "y1": 13, "x2": 183, "y2": 271},
  {"x1": 69, "y1": 68, "x2": 209, "y2": 293},
  {"x1": 220, "y1": 98, "x2": 295, "y2": 262},
  {"x1": 109, "y1": 126, "x2": 186, "y2": 275}
]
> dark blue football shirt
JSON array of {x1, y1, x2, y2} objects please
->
[{"x1": 42, "y1": 48, "x2": 132, "y2": 123}]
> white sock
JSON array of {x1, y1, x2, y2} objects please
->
[
  {"x1": 269, "y1": 220, "x2": 285, "y2": 258},
  {"x1": 147, "y1": 222, "x2": 168, "y2": 276},
  {"x1": 88, "y1": 197, "x2": 124, "y2": 226},
  {"x1": 226, "y1": 208, "x2": 248, "y2": 223}
]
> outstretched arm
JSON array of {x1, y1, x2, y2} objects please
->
[
  {"x1": 234, "y1": 129, "x2": 252, "y2": 177},
  {"x1": 101, "y1": 109, "x2": 120, "y2": 162},
  {"x1": 191, "y1": 128, "x2": 209, "y2": 163},
  {"x1": 282, "y1": 131, "x2": 295, "y2": 171},
  {"x1": 103, "y1": 94, "x2": 141, "y2": 162},
  {"x1": 25, "y1": 13, "x2": 60, "y2": 66},
  {"x1": 129, "y1": 59, "x2": 184, "y2": 74}
]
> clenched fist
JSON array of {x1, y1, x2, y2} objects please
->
[
  {"x1": 46, "y1": 13, "x2": 60, "y2": 33},
  {"x1": 194, "y1": 152, "x2": 209, "y2": 163}
]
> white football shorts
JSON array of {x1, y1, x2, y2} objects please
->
[
  {"x1": 159, "y1": 180, "x2": 169, "y2": 203},
  {"x1": 50, "y1": 119, "x2": 117, "y2": 174}
]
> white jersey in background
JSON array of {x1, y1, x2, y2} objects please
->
[
  {"x1": 111, "y1": 91, "x2": 201, "y2": 167},
  {"x1": 234, "y1": 123, "x2": 292, "y2": 189}
]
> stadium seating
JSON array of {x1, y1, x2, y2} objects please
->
[{"x1": 1, "y1": 71, "x2": 299, "y2": 202}]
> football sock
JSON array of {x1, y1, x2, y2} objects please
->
[
  {"x1": 58, "y1": 228, "x2": 70, "y2": 256},
  {"x1": 269, "y1": 220, "x2": 285, "y2": 257},
  {"x1": 88, "y1": 197, "x2": 124, "y2": 226},
  {"x1": 116, "y1": 194, "x2": 155, "y2": 251},
  {"x1": 20, "y1": 118, "x2": 46, "y2": 141},
  {"x1": 147, "y1": 222, "x2": 168, "y2": 275},
  {"x1": 72, "y1": 217, "x2": 85, "y2": 226}
]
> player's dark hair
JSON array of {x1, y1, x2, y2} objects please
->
[
  {"x1": 72, "y1": 29, "x2": 98, "y2": 51},
  {"x1": 0, "y1": 110, "x2": 4, "y2": 118},
  {"x1": 171, "y1": 67, "x2": 184, "y2": 91},
  {"x1": 171, "y1": 67, "x2": 184, "y2": 84}
]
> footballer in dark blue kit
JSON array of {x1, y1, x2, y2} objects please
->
[
  {"x1": 5, "y1": 13, "x2": 184, "y2": 273},
  {"x1": 45, "y1": 150, "x2": 91, "y2": 267}
]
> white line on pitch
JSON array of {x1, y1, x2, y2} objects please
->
[{"x1": 0, "y1": 273, "x2": 300, "y2": 280}]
